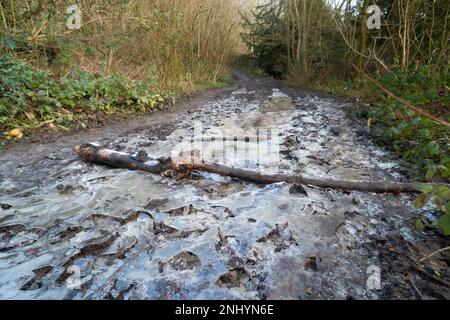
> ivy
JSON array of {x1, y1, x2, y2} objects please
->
[{"x1": 416, "y1": 185, "x2": 450, "y2": 236}]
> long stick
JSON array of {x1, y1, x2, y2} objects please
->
[{"x1": 74, "y1": 144, "x2": 447, "y2": 193}]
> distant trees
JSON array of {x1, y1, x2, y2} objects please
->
[
  {"x1": 241, "y1": 1, "x2": 287, "y2": 77},
  {"x1": 241, "y1": 0, "x2": 450, "y2": 82}
]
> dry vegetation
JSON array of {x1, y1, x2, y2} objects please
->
[
  {"x1": 1, "y1": 0, "x2": 245, "y2": 88},
  {"x1": 242, "y1": 0, "x2": 449, "y2": 82}
]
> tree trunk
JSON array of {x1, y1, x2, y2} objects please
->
[{"x1": 357, "y1": 0, "x2": 369, "y2": 73}]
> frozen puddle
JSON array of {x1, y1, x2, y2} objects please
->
[{"x1": 0, "y1": 86, "x2": 420, "y2": 299}]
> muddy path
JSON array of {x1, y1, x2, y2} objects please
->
[{"x1": 0, "y1": 71, "x2": 448, "y2": 300}]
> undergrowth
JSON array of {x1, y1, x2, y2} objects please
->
[
  {"x1": 0, "y1": 54, "x2": 231, "y2": 137},
  {"x1": 0, "y1": 54, "x2": 168, "y2": 134},
  {"x1": 367, "y1": 70, "x2": 450, "y2": 235},
  {"x1": 365, "y1": 70, "x2": 449, "y2": 182},
  {"x1": 343, "y1": 69, "x2": 449, "y2": 235}
]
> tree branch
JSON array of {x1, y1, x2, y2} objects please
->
[{"x1": 75, "y1": 143, "x2": 448, "y2": 194}]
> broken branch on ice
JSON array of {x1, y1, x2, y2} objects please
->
[{"x1": 74, "y1": 143, "x2": 447, "y2": 194}]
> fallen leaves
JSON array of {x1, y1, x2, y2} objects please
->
[
  {"x1": 5, "y1": 128, "x2": 23, "y2": 139},
  {"x1": 37, "y1": 119, "x2": 56, "y2": 129},
  {"x1": 24, "y1": 111, "x2": 36, "y2": 121}
]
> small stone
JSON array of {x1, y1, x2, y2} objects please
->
[
  {"x1": 289, "y1": 184, "x2": 308, "y2": 196},
  {"x1": 304, "y1": 256, "x2": 322, "y2": 272},
  {"x1": 56, "y1": 184, "x2": 74, "y2": 194},
  {"x1": 0, "y1": 203, "x2": 12, "y2": 210}
]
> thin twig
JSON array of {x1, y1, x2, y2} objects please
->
[
  {"x1": 408, "y1": 273, "x2": 424, "y2": 300},
  {"x1": 419, "y1": 246, "x2": 450, "y2": 263}
]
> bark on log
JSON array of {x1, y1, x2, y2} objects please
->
[
  {"x1": 74, "y1": 143, "x2": 173, "y2": 174},
  {"x1": 74, "y1": 143, "x2": 447, "y2": 193}
]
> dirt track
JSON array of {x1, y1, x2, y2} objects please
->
[{"x1": 0, "y1": 71, "x2": 448, "y2": 300}]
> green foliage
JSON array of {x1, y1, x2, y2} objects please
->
[
  {"x1": 0, "y1": 55, "x2": 166, "y2": 134},
  {"x1": 240, "y1": 2, "x2": 287, "y2": 78},
  {"x1": 367, "y1": 69, "x2": 450, "y2": 181},
  {"x1": 416, "y1": 185, "x2": 450, "y2": 236},
  {"x1": 358, "y1": 68, "x2": 449, "y2": 236}
]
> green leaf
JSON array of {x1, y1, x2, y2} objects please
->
[
  {"x1": 415, "y1": 183, "x2": 433, "y2": 193},
  {"x1": 433, "y1": 186, "x2": 450, "y2": 207},
  {"x1": 425, "y1": 165, "x2": 437, "y2": 180},
  {"x1": 417, "y1": 129, "x2": 431, "y2": 138},
  {"x1": 425, "y1": 142, "x2": 440, "y2": 157},
  {"x1": 435, "y1": 213, "x2": 450, "y2": 236},
  {"x1": 415, "y1": 191, "x2": 432, "y2": 208},
  {"x1": 415, "y1": 218, "x2": 427, "y2": 231}
]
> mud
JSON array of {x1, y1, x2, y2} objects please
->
[{"x1": 0, "y1": 71, "x2": 448, "y2": 300}]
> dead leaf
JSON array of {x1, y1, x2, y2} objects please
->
[
  {"x1": 78, "y1": 121, "x2": 87, "y2": 129},
  {"x1": 429, "y1": 259, "x2": 447, "y2": 271},
  {"x1": 37, "y1": 120, "x2": 56, "y2": 129},
  {"x1": 24, "y1": 111, "x2": 36, "y2": 121},
  {"x1": 60, "y1": 108, "x2": 71, "y2": 114},
  {"x1": 27, "y1": 247, "x2": 40, "y2": 255},
  {"x1": 7, "y1": 128, "x2": 23, "y2": 139}
]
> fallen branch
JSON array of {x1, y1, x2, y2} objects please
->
[
  {"x1": 74, "y1": 143, "x2": 447, "y2": 194},
  {"x1": 352, "y1": 64, "x2": 450, "y2": 127},
  {"x1": 419, "y1": 245, "x2": 450, "y2": 263}
]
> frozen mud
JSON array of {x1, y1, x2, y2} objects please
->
[{"x1": 0, "y1": 77, "x2": 426, "y2": 300}]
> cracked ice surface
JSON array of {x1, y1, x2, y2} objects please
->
[{"x1": 0, "y1": 86, "x2": 420, "y2": 299}]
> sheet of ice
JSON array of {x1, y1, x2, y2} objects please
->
[{"x1": 0, "y1": 87, "x2": 421, "y2": 300}]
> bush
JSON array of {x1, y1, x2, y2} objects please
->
[{"x1": 367, "y1": 69, "x2": 449, "y2": 182}]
